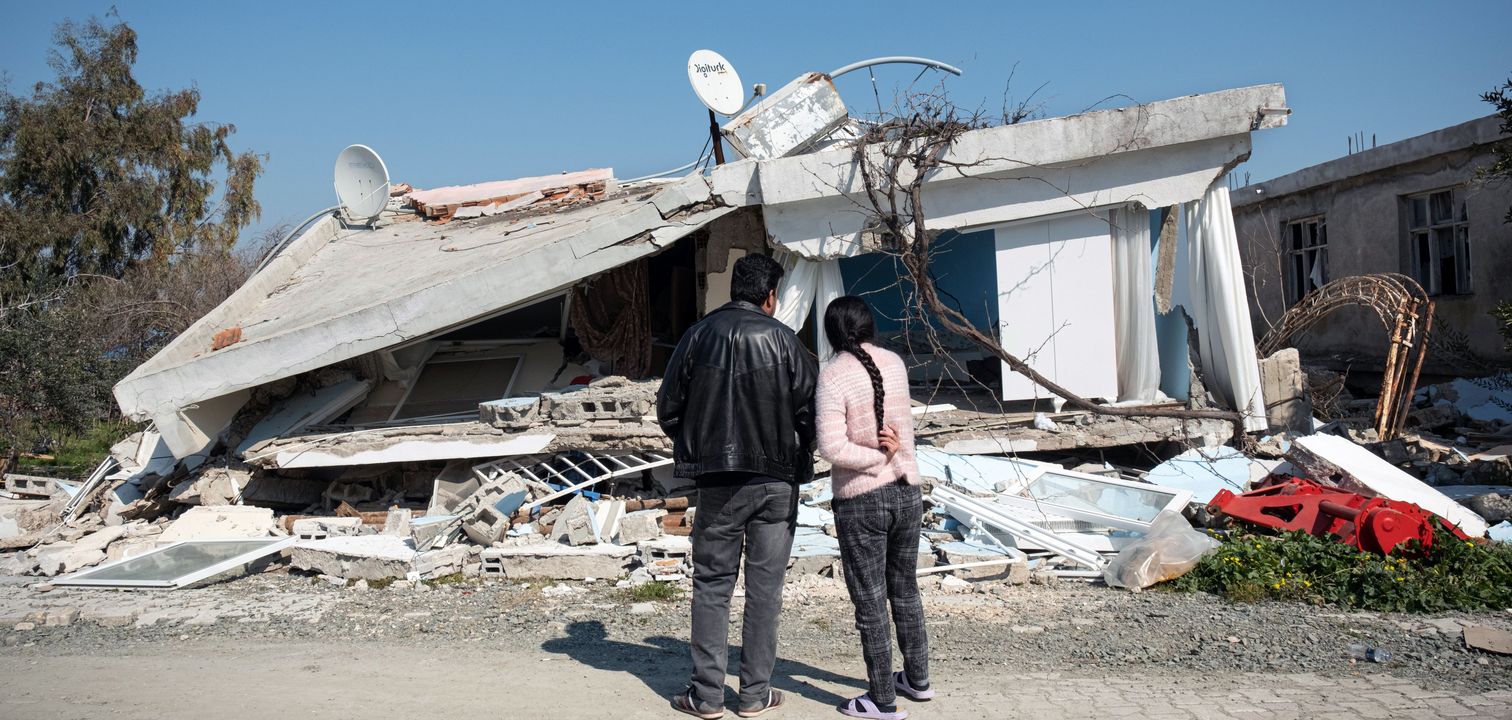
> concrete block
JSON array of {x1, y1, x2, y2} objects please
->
[
  {"x1": 290, "y1": 535, "x2": 417, "y2": 581},
  {"x1": 462, "y1": 505, "x2": 510, "y2": 546},
  {"x1": 594, "y1": 500, "x2": 626, "y2": 543},
  {"x1": 553, "y1": 495, "x2": 596, "y2": 546},
  {"x1": 1260, "y1": 348, "x2": 1312, "y2": 434},
  {"x1": 615, "y1": 509, "x2": 665, "y2": 544},
  {"x1": 538, "y1": 378, "x2": 656, "y2": 427},
  {"x1": 479, "y1": 397, "x2": 541, "y2": 431},
  {"x1": 565, "y1": 511, "x2": 597, "y2": 546},
  {"x1": 412, "y1": 514, "x2": 461, "y2": 550},
  {"x1": 415, "y1": 544, "x2": 467, "y2": 579},
  {"x1": 639, "y1": 535, "x2": 692, "y2": 579},
  {"x1": 383, "y1": 508, "x2": 413, "y2": 537},
  {"x1": 167, "y1": 465, "x2": 249, "y2": 506},
  {"x1": 480, "y1": 542, "x2": 634, "y2": 580},
  {"x1": 159, "y1": 505, "x2": 276, "y2": 543},
  {"x1": 292, "y1": 517, "x2": 364, "y2": 541},
  {"x1": 3, "y1": 474, "x2": 63, "y2": 498},
  {"x1": 460, "y1": 474, "x2": 527, "y2": 545}
]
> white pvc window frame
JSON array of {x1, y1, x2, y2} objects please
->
[
  {"x1": 996, "y1": 468, "x2": 1193, "y2": 533},
  {"x1": 53, "y1": 537, "x2": 296, "y2": 589},
  {"x1": 389, "y1": 343, "x2": 525, "y2": 421}
]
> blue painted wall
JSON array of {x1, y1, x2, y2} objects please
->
[{"x1": 837, "y1": 229, "x2": 999, "y2": 336}]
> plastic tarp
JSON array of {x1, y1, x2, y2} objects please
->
[
  {"x1": 774, "y1": 251, "x2": 845, "y2": 359},
  {"x1": 1184, "y1": 186, "x2": 1267, "y2": 432},
  {"x1": 1110, "y1": 204, "x2": 1164, "y2": 403}
]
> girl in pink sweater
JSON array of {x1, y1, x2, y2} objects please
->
[{"x1": 816, "y1": 296, "x2": 931, "y2": 720}]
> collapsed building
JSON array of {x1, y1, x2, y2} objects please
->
[{"x1": 3, "y1": 60, "x2": 1325, "y2": 586}]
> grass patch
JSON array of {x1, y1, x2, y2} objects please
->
[
  {"x1": 366, "y1": 577, "x2": 396, "y2": 590},
  {"x1": 424, "y1": 572, "x2": 468, "y2": 587},
  {"x1": 621, "y1": 581, "x2": 684, "y2": 602},
  {"x1": 1169, "y1": 527, "x2": 1512, "y2": 613},
  {"x1": 12, "y1": 419, "x2": 141, "y2": 475}
]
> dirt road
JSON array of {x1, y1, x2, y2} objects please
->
[{"x1": 1, "y1": 574, "x2": 1509, "y2": 719}]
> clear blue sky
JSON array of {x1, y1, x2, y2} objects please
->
[{"x1": 3, "y1": 1, "x2": 1509, "y2": 246}]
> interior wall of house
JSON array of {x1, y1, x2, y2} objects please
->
[{"x1": 994, "y1": 214, "x2": 1119, "y2": 405}]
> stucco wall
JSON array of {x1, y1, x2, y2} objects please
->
[{"x1": 1233, "y1": 144, "x2": 1512, "y2": 369}]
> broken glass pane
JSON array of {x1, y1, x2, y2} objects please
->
[
  {"x1": 1431, "y1": 191, "x2": 1453, "y2": 225},
  {"x1": 1413, "y1": 232, "x2": 1433, "y2": 292},
  {"x1": 1411, "y1": 197, "x2": 1429, "y2": 228},
  {"x1": 1021, "y1": 471, "x2": 1184, "y2": 524},
  {"x1": 56, "y1": 539, "x2": 288, "y2": 588}
]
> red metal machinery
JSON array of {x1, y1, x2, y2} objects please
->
[{"x1": 1209, "y1": 475, "x2": 1468, "y2": 556}]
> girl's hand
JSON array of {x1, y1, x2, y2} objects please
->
[{"x1": 879, "y1": 424, "x2": 901, "y2": 457}]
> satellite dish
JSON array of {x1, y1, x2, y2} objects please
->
[
  {"x1": 687, "y1": 49, "x2": 743, "y2": 115},
  {"x1": 333, "y1": 144, "x2": 390, "y2": 226}
]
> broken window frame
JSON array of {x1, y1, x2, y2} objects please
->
[
  {"x1": 1282, "y1": 215, "x2": 1327, "y2": 306},
  {"x1": 52, "y1": 537, "x2": 296, "y2": 589},
  {"x1": 1405, "y1": 188, "x2": 1472, "y2": 296},
  {"x1": 994, "y1": 468, "x2": 1194, "y2": 532},
  {"x1": 932, "y1": 485, "x2": 1109, "y2": 570}
]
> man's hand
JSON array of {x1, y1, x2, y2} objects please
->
[{"x1": 879, "y1": 424, "x2": 901, "y2": 458}]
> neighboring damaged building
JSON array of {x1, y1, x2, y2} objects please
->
[
  {"x1": 1232, "y1": 115, "x2": 1512, "y2": 370},
  {"x1": 109, "y1": 75, "x2": 1290, "y2": 483}
]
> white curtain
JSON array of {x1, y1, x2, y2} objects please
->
[
  {"x1": 1185, "y1": 185, "x2": 1267, "y2": 432},
  {"x1": 1109, "y1": 204, "x2": 1164, "y2": 404},
  {"x1": 774, "y1": 251, "x2": 846, "y2": 360}
]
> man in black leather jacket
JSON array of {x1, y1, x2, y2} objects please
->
[{"x1": 658, "y1": 253, "x2": 817, "y2": 719}]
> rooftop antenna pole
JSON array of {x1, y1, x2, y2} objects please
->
[{"x1": 709, "y1": 109, "x2": 726, "y2": 165}]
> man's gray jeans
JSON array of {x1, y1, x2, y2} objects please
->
[{"x1": 688, "y1": 481, "x2": 798, "y2": 710}]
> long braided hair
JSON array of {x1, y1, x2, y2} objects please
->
[{"x1": 823, "y1": 295, "x2": 885, "y2": 437}]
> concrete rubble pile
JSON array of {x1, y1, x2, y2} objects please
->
[{"x1": 5, "y1": 370, "x2": 1509, "y2": 594}]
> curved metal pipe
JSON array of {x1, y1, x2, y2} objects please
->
[
  {"x1": 252, "y1": 206, "x2": 339, "y2": 274},
  {"x1": 828, "y1": 56, "x2": 963, "y2": 80}
]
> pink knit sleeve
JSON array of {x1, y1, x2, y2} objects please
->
[
  {"x1": 884, "y1": 354, "x2": 919, "y2": 479},
  {"x1": 815, "y1": 360, "x2": 889, "y2": 471}
]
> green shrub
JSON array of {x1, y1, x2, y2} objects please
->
[
  {"x1": 1169, "y1": 527, "x2": 1512, "y2": 613},
  {"x1": 622, "y1": 581, "x2": 683, "y2": 602}
]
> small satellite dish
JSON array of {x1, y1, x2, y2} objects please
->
[
  {"x1": 333, "y1": 144, "x2": 390, "y2": 226},
  {"x1": 687, "y1": 49, "x2": 743, "y2": 115}
]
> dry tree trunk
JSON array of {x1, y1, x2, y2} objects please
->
[{"x1": 849, "y1": 101, "x2": 1248, "y2": 442}]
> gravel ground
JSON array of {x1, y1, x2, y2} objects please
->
[{"x1": 3, "y1": 569, "x2": 1509, "y2": 695}]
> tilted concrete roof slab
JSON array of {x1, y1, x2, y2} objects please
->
[{"x1": 114, "y1": 176, "x2": 733, "y2": 455}]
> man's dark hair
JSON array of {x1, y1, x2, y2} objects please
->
[{"x1": 730, "y1": 254, "x2": 785, "y2": 306}]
